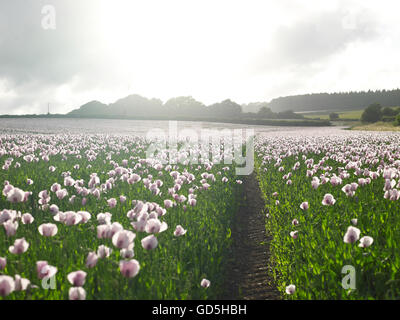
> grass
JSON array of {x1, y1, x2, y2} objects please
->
[
  {"x1": 350, "y1": 121, "x2": 400, "y2": 131},
  {"x1": 303, "y1": 110, "x2": 363, "y2": 120},
  {"x1": 0, "y1": 134, "x2": 242, "y2": 300},
  {"x1": 255, "y1": 134, "x2": 400, "y2": 299}
]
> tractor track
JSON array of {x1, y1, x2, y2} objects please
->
[{"x1": 221, "y1": 172, "x2": 281, "y2": 300}]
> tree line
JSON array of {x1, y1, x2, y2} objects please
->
[
  {"x1": 267, "y1": 89, "x2": 400, "y2": 112},
  {"x1": 68, "y1": 95, "x2": 305, "y2": 120},
  {"x1": 68, "y1": 89, "x2": 400, "y2": 121}
]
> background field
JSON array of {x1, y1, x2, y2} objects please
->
[{"x1": 301, "y1": 110, "x2": 363, "y2": 120}]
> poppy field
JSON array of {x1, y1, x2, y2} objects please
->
[
  {"x1": 1, "y1": 127, "x2": 400, "y2": 300},
  {"x1": 255, "y1": 132, "x2": 400, "y2": 299},
  {"x1": 0, "y1": 133, "x2": 242, "y2": 299}
]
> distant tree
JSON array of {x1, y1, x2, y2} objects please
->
[
  {"x1": 396, "y1": 113, "x2": 400, "y2": 126},
  {"x1": 329, "y1": 112, "x2": 340, "y2": 120},
  {"x1": 361, "y1": 103, "x2": 382, "y2": 123},
  {"x1": 257, "y1": 106, "x2": 275, "y2": 118},
  {"x1": 268, "y1": 89, "x2": 400, "y2": 113},
  {"x1": 109, "y1": 94, "x2": 163, "y2": 117},
  {"x1": 68, "y1": 100, "x2": 109, "y2": 116},
  {"x1": 164, "y1": 96, "x2": 205, "y2": 117},
  {"x1": 382, "y1": 107, "x2": 397, "y2": 117},
  {"x1": 207, "y1": 99, "x2": 242, "y2": 119},
  {"x1": 242, "y1": 102, "x2": 270, "y2": 113},
  {"x1": 275, "y1": 110, "x2": 304, "y2": 119}
]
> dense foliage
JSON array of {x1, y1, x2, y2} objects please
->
[
  {"x1": 0, "y1": 134, "x2": 242, "y2": 300},
  {"x1": 268, "y1": 89, "x2": 400, "y2": 112},
  {"x1": 255, "y1": 132, "x2": 400, "y2": 299}
]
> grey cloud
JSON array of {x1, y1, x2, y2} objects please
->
[
  {"x1": 0, "y1": 1, "x2": 111, "y2": 87},
  {"x1": 0, "y1": 1, "x2": 124, "y2": 113},
  {"x1": 252, "y1": 7, "x2": 380, "y2": 73}
]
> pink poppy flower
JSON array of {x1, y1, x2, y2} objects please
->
[
  {"x1": 85, "y1": 252, "x2": 98, "y2": 268},
  {"x1": 77, "y1": 211, "x2": 91, "y2": 223},
  {"x1": 155, "y1": 206, "x2": 166, "y2": 217},
  {"x1": 38, "y1": 223, "x2": 58, "y2": 237},
  {"x1": 3, "y1": 220, "x2": 18, "y2": 237},
  {"x1": 201, "y1": 278, "x2": 210, "y2": 288},
  {"x1": 107, "y1": 198, "x2": 117, "y2": 208},
  {"x1": 300, "y1": 202, "x2": 308, "y2": 210},
  {"x1": 6, "y1": 187, "x2": 25, "y2": 203},
  {"x1": 0, "y1": 257, "x2": 6, "y2": 270},
  {"x1": 174, "y1": 225, "x2": 187, "y2": 237},
  {"x1": 36, "y1": 261, "x2": 57, "y2": 279},
  {"x1": 311, "y1": 177, "x2": 320, "y2": 189},
  {"x1": 128, "y1": 174, "x2": 141, "y2": 184},
  {"x1": 0, "y1": 275, "x2": 15, "y2": 297},
  {"x1": 112, "y1": 230, "x2": 136, "y2": 249},
  {"x1": 119, "y1": 259, "x2": 140, "y2": 278},
  {"x1": 322, "y1": 193, "x2": 336, "y2": 206},
  {"x1": 145, "y1": 219, "x2": 168, "y2": 234},
  {"x1": 188, "y1": 198, "x2": 197, "y2": 207},
  {"x1": 97, "y1": 245, "x2": 112, "y2": 259},
  {"x1": 48, "y1": 204, "x2": 59, "y2": 215},
  {"x1": 120, "y1": 248, "x2": 134, "y2": 259},
  {"x1": 67, "y1": 271, "x2": 87, "y2": 286},
  {"x1": 64, "y1": 211, "x2": 82, "y2": 226},
  {"x1": 64, "y1": 176, "x2": 75, "y2": 187},
  {"x1": 359, "y1": 236, "x2": 373, "y2": 248},
  {"x1": 97, "y1": 212, "x2": 112, "y2": 225},
  {"x1": 285, "y1": 284, "x2": 296, "y2": 294},
  {"x1": 109, "y1": 222, "x2": 124, "y2": 237},
  {"x1": 141, "y1": 235, "x2": 158, "y2": 250},
  {"x1": 56, "y1": 189, "x2": 68, "y2": 200},
  {"x1": 202, "y1": 183, "x2": 210, "y2": 190},
  {"x1": 38, "y1": 190, "x2": 51, "y2": 204},
  {"x1": 9, "y1": 238, "x2": 29, "y2": 254},
  {"x1": 69, "y1": 287, "x2": 86, "y2": 300},
  {"x1": 24, "y1": 192, "x2": 31, "y2": 202},
  {"x1": 343, "y1": 226, "x2": 361, "y2": 244},
  {"x1": 341, "y1": 184, "x2": 355, "y2": 197},
  {"x1": 330, "y1": 176, "x2": 342, "y2": 186},
  {"x1": 21, "y1": 213, "x2": 34, "y2": 224},
  {"x1": 51, "y1": 183, "x2": 61, "y2": 192},
  {"x1": 290, "y1": 231, "x2": 298, "y2": 239},
  {"x1": 2, "y1": 184, "x2": 13, "y2": 197},
  {"x1": 92, "y1": 189, "x2": 101, "y2": 199},
  {"x1": 131, "y1": 219, "x2": 147, "y2": 232},
  {"x1": 14, "y1": 275, "x2": 30, "y2": 291}
]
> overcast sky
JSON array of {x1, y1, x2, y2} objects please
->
[{"x1": 1, "y1": 0, "x2": 400, "y2": 114}]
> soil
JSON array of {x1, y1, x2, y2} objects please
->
[{"x1": 221, "y1": 172, "x2": 281, "y2": 300}]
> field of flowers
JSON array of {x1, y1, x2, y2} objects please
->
[
  {"x1": 3, "y1": 127, "x2": 399, "y2": 301},
  {"x1": 0, "y1": 133, "x2": 242, "y2": 300},
  {"x1": 255, "y1": 132, "x2": 400, "y2": 299}
]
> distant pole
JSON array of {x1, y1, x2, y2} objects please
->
[{"x1": 48, "y1": 103, "x2": 50, "y2": 115}]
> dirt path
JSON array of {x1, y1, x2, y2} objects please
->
[{"x1": 222, "y1": 172, "x2": 281, "y2": 300}]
